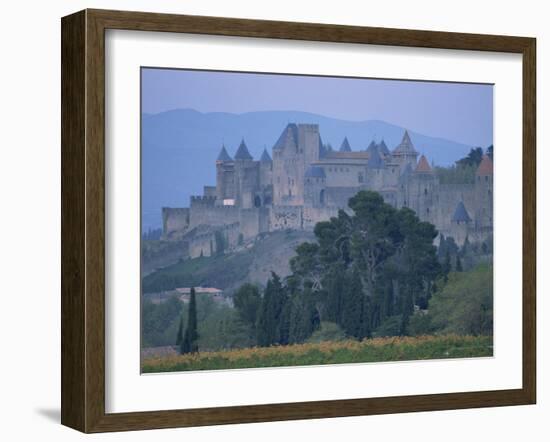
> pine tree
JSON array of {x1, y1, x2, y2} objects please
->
[
  {"x1": 181, "y1": 287, "x2": 199, "y2": 354},
  {"x1": 341, "y1": 271, "x2": 364, "y2": 339},
  {"x1": 256, "y1": 273, "x2": 288, "y2": 346}
]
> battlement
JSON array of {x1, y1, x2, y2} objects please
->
[
  {"x1": 161, "y1": 124, "x2": 492, "y2": 247},
  {"x1": 190, "y1": 195, "x2": 217, "y2": 206},
  {"x1": 298, "y1": 123, "x2": 319, "y2": 132}
]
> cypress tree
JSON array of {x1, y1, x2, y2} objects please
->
[
  {"x1": 400, "y1": 290, "x2": 414, "y2": 336},
  {"x1": 181, "y1": 287, "x2": 199, "y2": 354},
  {"x1": 341, "y1": 271, "x2": 364, "y2": 339}
]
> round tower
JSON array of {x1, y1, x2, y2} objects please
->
[
  {"x1": 409, "y1": 154, "x2": 437, "y2": 221},
  {"x1": 391, "y1": 130, "x2": 419, "y2": 171},
  {"x1": 475, "y1": 154, "x2": 493, "y2": 231}
]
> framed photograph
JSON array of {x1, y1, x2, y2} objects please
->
[{"x1": 61, "y1": 9, "x2": 536, "y2": 433}]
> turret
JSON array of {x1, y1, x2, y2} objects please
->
[
  {"x1": 391, "y1": 130, "x2": 419, "y2": 170},
  {"x1": 475, "y1": 154, "x2": 493, "y2": 230},
  {"x1": 216, "y1": 144, "x2": 233, "y2": 163},
  {"x1": 234, "y1": 138, "x2": 253, "y2": 161},
  {"x1": 339, "y1": 137, "x2": 352, "y2": 152},
  {"x1": 378, "y1": 139, "x2": 390, "y2": 156},
  {"x1": 449, "y1": 200, "x2": 472, "y2": 245},
  {"x1": 216, "y1": 144, "x2": 235, "y2": 202},
  {"x1": 259, "y1": 148, "x2": 273, "y2": 190},
  {"x1": 408, "y1": 155, "x2": 437, "y2": 221},
  {"x1": 366, "y1": 144, "x2": 384, "y2": 189}
]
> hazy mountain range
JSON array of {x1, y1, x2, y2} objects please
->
[{"x1": 142, "y1": 109, "x2": 476, "y2": 230}]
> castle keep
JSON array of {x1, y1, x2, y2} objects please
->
[{"x1": 162, "y1": 124, "x2": 493, "y2": 258}]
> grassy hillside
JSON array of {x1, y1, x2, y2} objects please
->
[
  {"x1": 142, "y1": 230, "x2": 315, "y2": 294},
  {"x1": 142, "y1": 334, "x2": 493, "y2": 373}
]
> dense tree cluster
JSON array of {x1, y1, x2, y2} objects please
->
[
  {"x1": 233, "y1": 191, "x2": 442, "y2": 344},
  {"x1": 158, "y1": 191, "x2": 493, "y2": 353}
]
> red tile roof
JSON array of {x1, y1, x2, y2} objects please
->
[
  {"x1": 415, "y1": 155, "x2": 432, "y2": 173},
  {"x1": 476, "y1": 155, "x2": 493, "y2": 175}
]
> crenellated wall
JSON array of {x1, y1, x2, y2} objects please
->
[{"x1": 161, "y1": 125, "x2": 492, "y2": 250}]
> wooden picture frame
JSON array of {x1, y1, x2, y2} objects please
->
[{"x1": 61, "y1": 8, "x2": 536, "y2": 433}]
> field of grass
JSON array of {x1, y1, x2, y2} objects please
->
[{"x1": 142, "y1": 334, "x2": 493, "y2": 373}]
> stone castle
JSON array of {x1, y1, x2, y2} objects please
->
[{"x1": 162, "y1": 123, "x2": 493, "y2": 258}]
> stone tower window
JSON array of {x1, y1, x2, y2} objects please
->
[
  {"x1": 358, "y1": 172, "x2": 364, "y2": 183},
  {"x1": 424, "y1": 188, "x2": 428, "y2": 196}
]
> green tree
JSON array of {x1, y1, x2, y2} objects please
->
[
  {"x1": 457, "y1": 147, "x2": 484, "y2": 168},
  {"x1": 428, "y1": 265, "x2": 493, "y2": 335},
  {"x1": 181, "y1": 287, "x2": 199, "y2": 354},
  {"x1": 289, "y1": 191, "x2": 440, "y2": 338},
  {"x1": 256, "y1": 273, "x2": 288, "y2": 346},
  {"x1": 486, "y1": 144, "x2": 494, "y2": 160},
  {"x1": 233, "y1": 283, "x2": 261, "y2": 333},
  {"x1": 341, "y1": 270, "x2": 367, "y2": 339},
  {"x1": 288, "y1": 286, "x2": 320, "y2": 344}
]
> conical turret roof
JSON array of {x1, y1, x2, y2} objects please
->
[
  {"x1": 366, "y1": 140, "x2": 377, "y2": 154},
  {"x1": 393, "y1": 130, "x2": 418, "y2": 155},
  {"x1": 216, "y1": 145, "x2": 233, "y2": 162},
  {"x1": 451, "y1": 201, "x2": 472, "y2": 223},
  {"x1": 260, "y1": 148, "x2": 272, "y2": 163},
  {"x1": 273, "y1": 123, "x2": 298, "y2": 151},
  {"x1": 378, "y1": 139, "x2": 390, "y2": 155},
  {"x1": 339, "y1": 137, "x2": 352, "y2": 152},
  {"x1": 367, "y1": 145, "x2": 384, "y2": 169},
  {"x1": 234, "y1": 138, "x2": 253, "y2": 160},
  {"x1": 415, "y1": 155, "x2": 432, "y2": 173}
]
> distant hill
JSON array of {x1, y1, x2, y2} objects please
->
[{"x1": 142, "y1": 109, "x2": 474, "y2": 229}]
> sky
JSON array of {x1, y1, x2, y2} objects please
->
[{"x1": 141, "y1": 68, "x2": 493, "y2": 148}]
